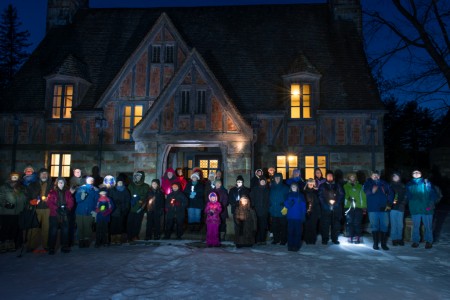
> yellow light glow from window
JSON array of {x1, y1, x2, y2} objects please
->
[{"x1": 288, "y1": 155, "x2": 298, "y2": 167}]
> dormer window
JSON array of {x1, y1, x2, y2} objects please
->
[
  {"x1": 290, "y1": 83, "x2": 311, "y2": 119},
  {"x1": 152, "y1": 45, "x2": 161, "y2": 63},
  {"x1": 52, "y1": 84, "x2": 73, "y2": 119},
  {"x1": 165, "y1": 45, "x2": 174, "y2": 63}
]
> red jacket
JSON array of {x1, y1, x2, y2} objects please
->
[{"x1": 47, "y1": 189, "x2": 74, "y2": 217}]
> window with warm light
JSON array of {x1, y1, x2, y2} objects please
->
[
  {"x1": 276, "y1": 155, "x2": 298, "y2": 179},
  {"x1": 52, "y1": 84, "x2": 73, "y2": 119},
  {"x1": 304, "y1": 155, "x2": 327, "y2": 180},
  {"x1": 121, "y1": 104, "x2": 143, "y2": 140},
  {"x1": 50, "y1": 153, "x2": 71, "y2": 177},
  {"x1": 198, "y1": 159, "x2": 219, "y2": 179},
  {"x1": 291, "y1": 83, "x2": 311, "y2": 119}
]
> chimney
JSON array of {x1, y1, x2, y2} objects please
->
[
  {"x1": 329, "y1": 0, "x2": 362, "y2": 35},
  {"x1": 46, "y1": 0, "x2": 89, "y2": 32}
]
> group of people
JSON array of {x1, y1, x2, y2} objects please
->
[{"x1": 0, "y1": 164, "x2": 441, "y2": 255}]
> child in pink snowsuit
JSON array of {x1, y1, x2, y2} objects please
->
[{"x1": 205, "y1": 192, "x2": 222, "y2": 247}]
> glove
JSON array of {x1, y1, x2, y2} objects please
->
[
  {"x1": 190, "y1": 192, "x2": 196, "y2": 199},
  {"x1": 281, "y1": 207, "x2": 288, "y2": 215},
  {"x1": 385, "y1": 205, "x2": 391, "y2": 211},
  {"x1": 30, "y1": 199, "x2": 39, "y2": 206},
  {"x1": 90, "y1": 211, "x2": 97, "y2": 218}
]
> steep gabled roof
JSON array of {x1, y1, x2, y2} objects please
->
[
  {"x1": 50, "y1": 54, "x2": 90, "y2": 81},
  {"x1": 2, "y1": 4, "x2": 383, "y2": 113}
]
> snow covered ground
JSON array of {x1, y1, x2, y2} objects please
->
[{"x1": 2, "y1": 208, "x2": 450, "y2": 300}]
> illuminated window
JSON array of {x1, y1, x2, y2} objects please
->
[
  {"x1": 180, "y1": 91, "x2": 190, "y2": 114},
  {"x1": 152, "y1": 45, "x2": 161, "y2": 63},
  {"x1": 276, "y1": 155, "x2": 298, "y2": 179},
  {"x1": 50, "y1": 153, "x2": 71, "y2": 177},
  {"x1": 193, "y1": 158, "x2": 219, "y2": 179},
  {"x1": 52, "y1": 84, "x2": 73, "y2": 119},
  {"x1": 121, "y1": 104, "x2": 143, "y2": 140},
  {"x1": 290, "y1": 83, "x2": 311, "y2": 119},
  {"x1": 165, "y1": 45, "x2": 174, "y2": 63},
  {"x1": 197, "y1": 90, "x2": 206, "y2": 114},
  {"x1": 304, "y1": 155, "x2": 327, "y2": 180}
]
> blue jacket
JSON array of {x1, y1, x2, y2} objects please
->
[
  {"x1": 406, "y1": 178, "x2": 439, "y2": 215},
  {"x1": 284, "y1": 191, "x2": 306, "y2": 221},
  {"x1": 269, "y1": 176, "x2": 289, "y2": 217},
  {"x1": 363, "y1": 178, "x2": 394, "y2": 212},
  {"x1": 75, "y1": 184, "x2": 99, "y2": 216}
]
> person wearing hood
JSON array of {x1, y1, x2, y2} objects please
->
[
  {"x1": 26, "y1": 167, "x2": 53, "y2": 253},
  {"x1": 250, "y1": 169, "x2": 263, "y2": 189},
  {"x1": 389, "y1": 172, "x2": 407, "y2": 246},
  {"x1": 319, "y1": 170, "x2": 344, "y2": 245},
  {"x1": 286, "y1": 169, "x2": 305, "y2": 190},
  {"x1": 205, "y1": 192, "x2": 222, "y2": 247},
  {"x1": 184, "y1": 172, "x2": 205, "y2": 232},
  {"x1": 0, "y1": 172, "x2": 27, "y2": 253},
  {"x1": 250, "y1": 176, "x2": 270, "y2": 245},
  {"x1": 343, "y1": 173, "x2": 367, "y2": 244},
  {"x1": 363, "y1": 170, "x2": 394, "y2": 250},
  {"x1": 406, "y1": 169, "x2": 439, "y2": 249},
  {"x1": 212, "y1": 179, "x2": 229, "y2": 241},
  {"x1": 303, "y1": 178, "x2": 321, "y2": 245},
  {"x1": 47, "y1": 177, "x2": 74, "y2": 254},
  {"x1": 127, "y1": 171, "x2": 150, "y2": 242},
  {"x1": 164, "y1": 182, "x2": 188, "y2": 239},
  {"x1": 269, "y1": 173, "x2": 289, "y2": 245},
  {"x1": 21, "y1": 165, "x2": 38, "y2": 188},
  {"x1": 109, "y1": 175, "x2": 131, "y2": 245},
  {"x1": 314, "y1": 168, "x2": 326, "y2": 188},
  {"x1": 145, "y1": 179, "x2": 165, "y2": 240},
  {"x1": 161, "y1": 168, "x2": 178, "y2": 195},
  {"x1": 75, "y1": 176, "x2": 99, "y2": 248}
]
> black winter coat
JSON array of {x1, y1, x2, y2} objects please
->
[
  {"x1": 250, "y1": 185, "x2": 270, "y2": 217},
  {"x1": 109, "y1": 187, "x2": 131, "y2": 217},
  {"x1": 184, "y1": 181, "x2": 205, "y2": 209},
  {"x1": 166, "y1": 190, "x2": 188, "y2": 219}
]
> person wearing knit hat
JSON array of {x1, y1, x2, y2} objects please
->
[
  {"x1": 46, "y1": 177, "x2": 74, "y2": 254},
  {"x1": 109, "y1": 174, "x2": 131, "y2": 245},
  {"x1": 145, "y1": 178, "x2": 165, "y2": 240},
  {"x1": 175, "y1": 168, "x2": 187, "y2": 191},
  {"x1": 205, "y1": 192, "x2": 222, "y2": 247},
  {"x1": 75, "y1": 174, "x2": 99, "y2": 248},
  {"x1": 229, "y1": 175, "x2": 250, "y2": 218},
  {"x1": 236, "y1": 175, "x2": 244, "y2": 182},
  {"x1": 0, "y1": 171, "x2": 27, "y2": 252},
  {"x1": 163, "y1": 180, "x2": 188, "y2": 240},
  {"x1": 22, "y1": 165, "x2": 37, "y2": 187},
  {"x1": 250, "y1": 174, "x2": 270, "y2": 245},
  {"x1": 184, "y1": 171, "x2": 205, "y2": 232},
  {"x1": 212, "y1": 178, "x2": 229, "y2": 241}
]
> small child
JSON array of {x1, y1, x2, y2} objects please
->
[
  {"x1": 95, "y1": 191, "x2": 113, "y2": 247},
  {"x1": 284, "y1": 182, "x2": 306, "y2": 252},
  {"x1": 205, "y1": 192, "x2": 222, "y2": 247},
  {"x1": 234, "y1": 195, "x2": 257, "y2": 248}
]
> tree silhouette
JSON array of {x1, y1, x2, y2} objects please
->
[{"x1": 0, "y1": 4, "x2": 30, "y2": 90}]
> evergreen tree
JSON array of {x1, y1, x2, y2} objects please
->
[{"x1": 0, "y1": 4, "x2": 30, "y2": 90}]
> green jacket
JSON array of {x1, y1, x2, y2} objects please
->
[
  {"x1": 343, "y1": 182, "x2": 366, "y2": 209},
  {"x1": 0, "y1": 182, "x2": 27, "y2": 215}
]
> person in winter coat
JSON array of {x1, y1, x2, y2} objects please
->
[
  {"x1": 250, "y1": 177, "x2": 270, "y2": 245},
  {"x1": 109, "y1": 175, "x2": 131, "y2": 245},
  {"x1": 406, "y1": 169, "x2": 439, "y2": 249},
  {"x1": 47, "y1": 177, "x2": 74, "y2": 254},
  {"x1": 0, "y1": 172, "x2": 27, "y2": 252},
  {"x1": 363, "y1": 170, "x2": 394, "y2": 250},
  {"x1": 286, "y1": 169, "x2": 305, "y2": 190},
  {"x1": 250, "y1": 169, "x2": 263, "y2": 189},
  {"x1": 269, "y1": 173, "x2": 289, "y2": 245},
  {"x1": 94, "y1": 190, "x2": 113, "y2": 247},
  {"x1": 68, "y1": 168, "x2": 84, "y2": 247},
  {"x1": 389, "y1": 172, "x2": 407, "y2": 246},
  {"x1": 127, "y1": 171, "x2": 150, "y2": 242},
  {"x1": 75, "y1": 176, "x2": 99, "y2": 248},
  {"x1": 164, "y1": 182, "x2": 188, "y2": 239},
  {"x1": 205, "y1": 192, "x2": 222, "y2": 247},
  {"x1": 234, "y1": 195, "x2": 257, "y2": 248},
  {"x1": 303, "y1": 179, "x2": 321, "y2": 245},
  {"x1": 145, "y1": 179, "x2": 165, "y2": 240},
  {"x1": 343, "y1": 173, "x2": 367, "y2": 244},
  {"x1": 21, "y1": 165, "x2": 38, "y2": 188},
  {"x1": 319, "y1": 171, "x2": 344, "y2": 245},
  {"x1": 314, "y1": 168, "x2": 326, "y2": 188},
  {"x1": 283, "y1": 182, "x2": 307, "y2": 251},
  {"x1": 212, "y1": 179, "x2": 229, "y2": 241},
  {"x1": 26, "y1": 168, "x2": 53, "y2": 252},
  {"x1": 184, "y1": 172, "x2": 205, "y2": 232},
  {"x1": 175, "y1": 168, "x2": 187, "y2": 191},
  {"x1": 161, "y1": 168, "x2": 178, "y2": 195},
  {"x1": 228, "y1": 175, "x2": 250, "y2": 216}
]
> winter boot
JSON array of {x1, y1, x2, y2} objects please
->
[
  {"x1": 392, "y1": 240, "x2": 398, "y2": 246},
  {"x1": 354, "y1": 236, "x2": 361, "y2": 244},
  {"x1": 380, "y1": 232, "x2": 389, "y2": 250},
  {"x1": 347, "y1": 237, "x2": 353, "y2": 244},
  {"x1": 398, "y1": 240, "x2": 404, "y2": 246},
  {"x1": 372, "y1": 231, "x2": 379, "y2": 250}
]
